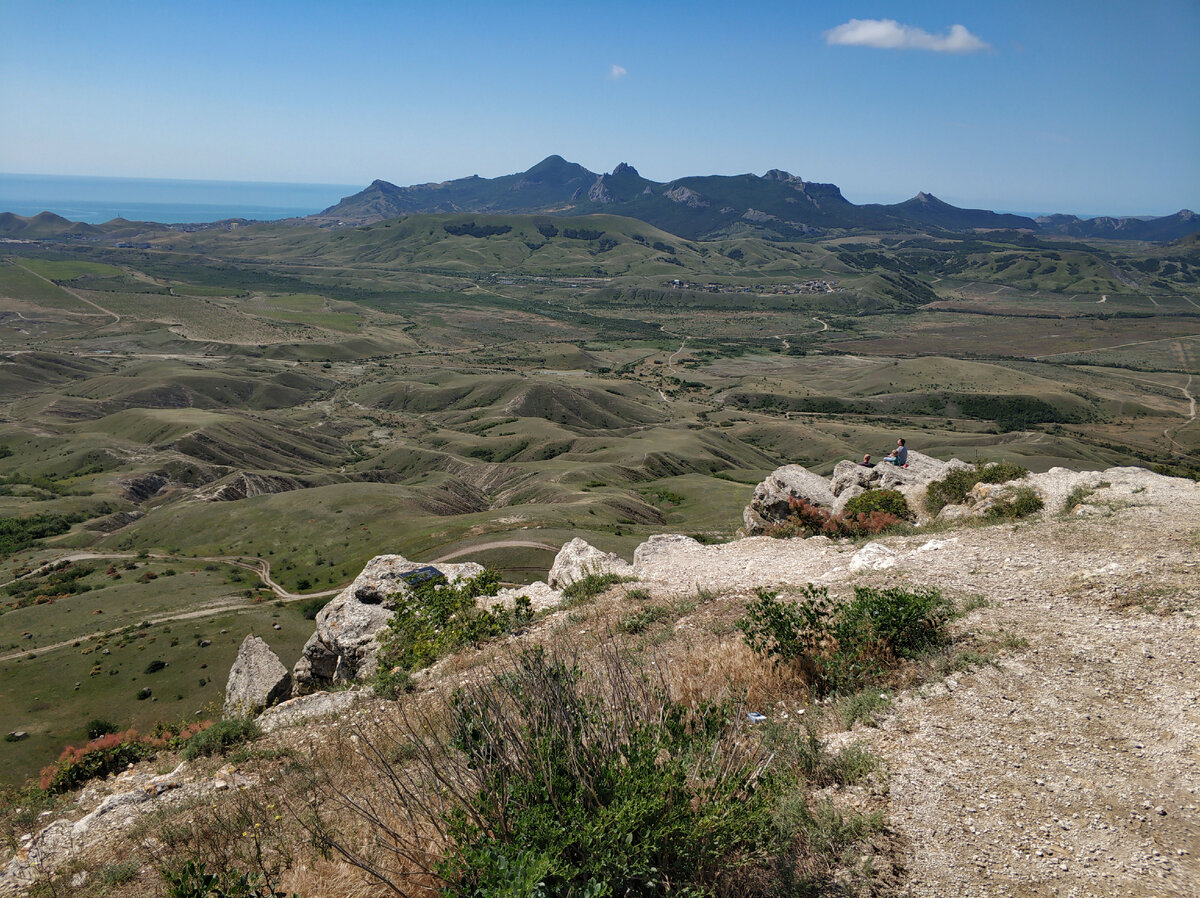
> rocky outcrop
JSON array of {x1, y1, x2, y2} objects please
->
[
  {"x1": 663, "y1": 185, "x2": 708, "y2": 208},
  {"x1": 747, "y1": 453, "x2": 972, "y2": 530},
  {"x1": 848, "y1": 542, "x2": 898, "y2": 572},
  {"x1": 830, "y1": 452, "x2": 971, "y2": 515},
  {"x1": 291, "y1": 555, "x2": 484, "y2": 693},
  {"x1": 742, "y1": 208, "x2": 778, "y2": 222},
  {"x1": 547, "y1": 538, "x2": 634, "y2": 589},
  {"x1": 224, "y1": 635, "x2": 291, "y2": 718},
  {"x1": 587, "y1": 178, "x2": 613, "y2": 204},
  {"x1": 743, "y1": 464, "x2": 838, "y2": 534},
  {"x1": 257, "y1": 688, "x2": 366, "y2": 733}
]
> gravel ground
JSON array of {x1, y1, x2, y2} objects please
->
[{"x1": 635, "y1": 467, "x2": 1200, "y2": 897}]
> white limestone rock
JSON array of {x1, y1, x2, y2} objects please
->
[
  {"x1": 743, "y1": 464, "x2": 838, "y2": 534},
  {"x1": 849, "y1": 542, "x2": 898, "y2": 572},
  {"x1": 547, "y1": 538, "x2": 634, "y2": 589},
  {"x1": 224, "y1": 634, "x2": 291, "y2": 718},
  {"x1": 257, "y1": 688, "x2": 367, "y2": 733}
]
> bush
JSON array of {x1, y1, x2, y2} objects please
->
[
  {"x1": 181, "y1": 718, "x2": 261, "y2": 761},
  {"x1": 144, "y1": 659, "x2": 167, "y2": 674},
  {"x1": 162, "y1": 859, "x2": 294, "y2": 898},
  {"x1": 766, "y1": 496, "x2": 904, "y2": 540},
  {"x1": 437, "y1": 649, "x2": 780, "y2": 896},
  {"x1": 40, "y1": 730, "x2": 153, "y2": 792},
  {"x1": 560, "y1": 571, "x2": 629, "y2": 604},
  {"x1": 925, "y1": 461, "x2": 1029, "y2": 514},
  {"x1": 618, "y1": 603, "x2": 669, "y2": 634},
  {"x1": 984, "y1": 486, "x2": 1044, "y2": 520},
  {"x1": 842, "y1": 488, "x2": 911, "y2": 520},
  {"x1": 373, "y1": 571, "x2": 531, "y2": 695},
  {"x1": 739, "y1": 583, "x2": 950, "y2": 697},
  {"x1": 86, "y1": 718, "x2": 119, "y2": 740}
]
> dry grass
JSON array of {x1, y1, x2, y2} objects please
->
[{"x1": 666, "y1": 634, "x2": 811, "y2": 709}]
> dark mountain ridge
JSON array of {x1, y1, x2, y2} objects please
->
[
  {"x1": 3, "y1": 158, "x2": 1196, "y2": 243},
  {"x1": 309, "y1": 156, "x2": 1200, "y2": 242}
]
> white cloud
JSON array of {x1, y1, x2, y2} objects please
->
[
  {"x1": 608, "y1": 64, "x2": 628, "y2": 80},
  {"x1": 824, "y1": 18, "x2": 990, "y2": 53}
]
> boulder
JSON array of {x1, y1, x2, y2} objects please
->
[
  {"x1": 830, "y1": 460, "x2": 876, "y2": 497},
  {"x1": 548, "y1": 538, "x2": 634, "y2": 588},
  {"x1": 634, "y1": 533, "x2": 703, "y2": 572},
  {"x1": 258, "y1": 688, "x2": 366, "y2": 733},
  {"x1": 292, "y1": 554, "x2": 484, "y2": 693},
  {"x1": 743, "y1": 465, "x2": 838, "y2": 534},
  {"x1": 848, "y1": 542, "x2": 898, "y2": 572},
  {"x1": 224, "y1": 635, "x2": 291, "y2": 718}
]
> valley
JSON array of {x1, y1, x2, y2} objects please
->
[{"x1": 1, "y1": 209, "x2": 1198, "y2": 785}]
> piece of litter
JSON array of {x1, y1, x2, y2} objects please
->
[{"x1": 747, "y1": 712, "x2": 767, "y2": 723}]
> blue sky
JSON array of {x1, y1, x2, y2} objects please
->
[{"x1": 2, "y1": 1, "x2": 1197, "y2": 216}]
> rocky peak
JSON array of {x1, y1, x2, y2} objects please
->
[
  {"x1": 587, "y1": 177, "x2": 613, "y2": 204},
  {"x1": 763, "y1": 169, "x2": 804, "y2": 183},
  {"x1": 611, "y1": 162, "x2": 639, "y2": 177}
]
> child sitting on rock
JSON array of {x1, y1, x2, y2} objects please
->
[{"x1": 884, "y1": 438, "x2": 908, "y2": 467}]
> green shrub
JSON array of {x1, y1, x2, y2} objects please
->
[
  {"x1": 162, "y1": 859, "x2": 294, "y2": 898},
  {"x1": 373, "y1": 571, "x2": 531, "y2": 696},
  {"x1": 40, "y1": 731, "x2": 154, "y2": 792},
  {"x1": 841, "y1": 488, "x2": 911, "y2": 521},
  {"x1": 145, "y1": 659, "x2": 167, "y2": 674},
  {"x1": 86, "y1": 718, "x2": 119, "y2": 740},
  {"x1": 618, "y1": 604, "x2": 669, "y2": 634},
  {"x1": 560, "y1": 571, "x2": 628, "y2": 604},
  {"x1": 437, "y1": 649, "x2": 781, "y2": 897},
  {"x1": 984, "y1": 486, "x2": 1044, "y2": 520},
  {"x1": 739, "y1": 583, "x2": 950, "y2": 697},
  {"x1": 840, "y1": 584, "x2": 951, "y2": 660},
  {"x1": 181, "y1": 718, "x2": 261, "y2": 761},
  {"x1": 925, "y1": 461, "x2": 1029, "y2": 514}
]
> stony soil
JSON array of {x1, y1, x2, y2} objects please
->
[{"x1": 632, "y1": 468, "x2": 1200, "y2": 897}]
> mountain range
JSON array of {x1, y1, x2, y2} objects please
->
[
  {"x1": 312, "y1": 155, "x2": 1200, "y2": 243},
  {"x1": 2, "y1": 157, "x2": 1197, "y2": 244}
]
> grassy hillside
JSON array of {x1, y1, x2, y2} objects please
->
[{"x1": 0, "y1": 214, "x2": 1198, "y2": 786}]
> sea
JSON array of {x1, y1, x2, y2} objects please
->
[{"x1": 0, "y1": 173, "x2": 361, "y2": 224}]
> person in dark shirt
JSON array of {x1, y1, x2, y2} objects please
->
[
  {"x1": 859, "y1": 454, "x2": 875, "y2": 468},
  {"x1": 884, "y1": 438, "x2": 908, "y2": 466}
]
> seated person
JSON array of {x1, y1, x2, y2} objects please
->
[
  {"x1": 884, "y1": 438, "x2": 908, "y2": 466},
  {"x1": 859, "y1": 454, "x2": 874, "y2": 468}
]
